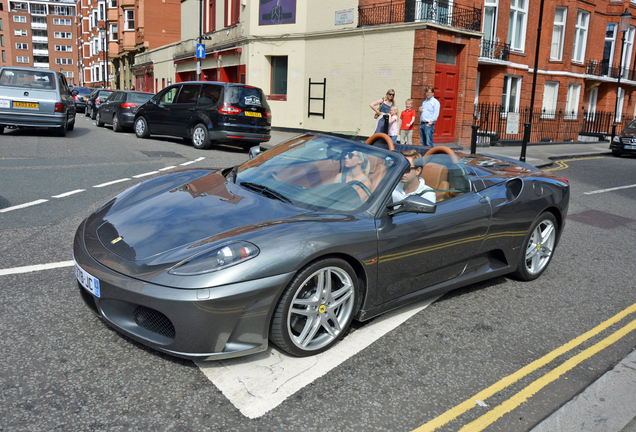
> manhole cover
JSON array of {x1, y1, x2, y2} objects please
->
[
  {"x1": 140, "y1": 151, "x2": 183, "y2": 158},
  {"x1": 568, "y1": 210, "x2": 633, "y2": 229}
]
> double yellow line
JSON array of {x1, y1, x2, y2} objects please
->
[
  {"x1": 543, "y1": 156, "x2": 603, "y2": 172},
  {"x1": 413, "y1": 302, "x2": 636, "y2": 432}
]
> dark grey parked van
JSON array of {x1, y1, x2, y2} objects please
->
[{"x1": 133, "y1": 81, "x2": 271, "y2": 150}]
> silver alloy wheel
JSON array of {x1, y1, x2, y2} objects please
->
[
  {"x1": 113, "y1": 114, "x2": 119, "y2": 131},
  {"x1": 286, "y1": 266, "x2": 355, "y2": 351},
  {"x1": 192, "y1": 126, "x2": 206, "y2": 147},
  {"x1": 524, "y1": 219, "x2": 556, "y2": 275},
  {"x1": 135, "y1": 118, "x2": 145, "y2": 135}
]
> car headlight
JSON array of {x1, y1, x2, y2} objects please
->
[
  {"x1": 168, "y1": 241, "x2": 259, "y2": 275},
  {"x1": 613, "y1": 135, "x2": 621, "y2": 142}
]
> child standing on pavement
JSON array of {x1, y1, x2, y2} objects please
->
[
  {"x1": 388, "y1": 106, "x2": 399, "y2": 145},
  {"x1": 399, "y1": 99, "x2": 416, "y2": 145}
]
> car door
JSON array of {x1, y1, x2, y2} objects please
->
[
  {"x1": 148, "y1": 85, "x2": 180, "y2": 135},
  {"x1": 101, "y1": 92, "x2": 122, "y2": 123},
  {"x1": 371, "y1": 166, "x2": 492, "y2": 308},
  {"x1": 170, "y1": 84, "x2": 201, "y2": 136}
]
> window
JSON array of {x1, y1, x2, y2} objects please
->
[
  {"x1": 13, "y1": 15, "x2": 26, "y2": 23},
  {"x1": 502, "y1": 75, "x2": 521, "y2": 113},
  {"x1": 617, "y1": 87, "x2": 625, "y2": 122},
  {"x1": 12, "y1": 2, "x2": 27, "y2": 10},
  {"x1": 587, "y1": 87, "x2": 598, "y2": 118},
  {"x1": 56, "y1": 58, "x2": 73, "y2": 65},
  {"x1": 483, "y1": 0, "x2": 498, "y2": 43},
  {"x1": 271, "y1": 56, "x2": 288, "y2": 97},
  {"x1": 0, "y1": 35, "x2": 3, "y2": 47},
  {"x1": 14, "y1": 29, "x2": 27, "y2": 36},
  {"x1": 15, "y1": 42, "x2": 28, "y2": 50},
  {"x1": 99, "y1": 3, "x2": 104, "y2": 20},
  {"x1": 32, "y1": 16, "x2": 46, "y2": 24},
  {"x1": 16, "y1": 56, "x2": 29, "y2": 63},
  {"x1": 622, "y1": 27, "x2": 635, "y2": 78},
  {"x1": 573, "y1": 10, "x2": 590, "y2": 63},
  {"x1": 63, "y1": 71, "x2": 74, "y2": 78},
  {"x1": 0, "y1": 18, "x2": 3, "y2": 31},
  {"x1": 551, "y1": 7, "x2": 567, "y2": 60},
  {"x1": 2, "y1": 51, "x2": 5, "y2": 63},
  {"x1": 55, "y1": 45, "x2": 72, "y2": 52},
  {"x1": 54, "y1": 6, "x2": 74, "y2": 16},
  {"x1": 54, "y1": 18, "x2": 72, "y2": 25},
  {"x1": 225, "y1": 0, "x2": 240, "y2": 27},
  {"x1": 125, "y1": 10, "x2": 134, "y2": 30},
  {"x1": 565, "y1": 83, "x2": 581, "y2": 119},
  {"x1": 507, "y1": 0, "x2": 527, "y2": 51},
  {"x1": 541, "y1": 82, "x2": 559, "y2": 118},
  {"x1": 207, "y1": 0, "x2": 216, "y2": 33},
  {"x1": 110, "y1": 0, "x2": 117, "y2": 8},
  {"x1": 158, "y1": 87, "x2": 178, "y2": 106},
  {"x1": 602, "y1": 23, "x2": 617, "y2": 76},
  {"x1": 54, "y1": 32, "x2": 72, "y2": 39},
  {"x1": 31, "y1": 4, "x2": 46, "y2": 14},
  {"x1": 110, "y1": 23, "x2": 118, "y2": 41}
]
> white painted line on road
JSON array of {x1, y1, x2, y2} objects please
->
[
  {"x1": 133, "y1": 171, "x2": 160, "y2": 178},
  {"x1": 584, "y1": 183, "x2": 636, "y2": 195},
  {"x1": 159, "y1": 166, "x2": 177, "y2": 171},
  {"x1": 180, "y1": 157, "x2": 206, "y2": 166},
  {"x1": 52, "y1": 189, "x2": 86, "y2": 198},
  {"x1": 0, "y1": 199, "x2": 49, "y2": 213},
  {"x1": 93, "y1": 178, "x2": 131, "y2": 188},
  {"x1": 196, "y1": 295, "x2": 440, "y2": 419},
  {"x1": 0, "y1": 260, "x2": 74, "y2": 276}
]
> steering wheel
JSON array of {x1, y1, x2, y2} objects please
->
[
  {"x1": 421, "y1": 145, "x2": 461, "y2": 165},
  {"x1": 365, "y1": 133, "x2": 395, "y2": 151},
  {"x1": 348, "y1": 180, "x2": 373, "y2": 200}
]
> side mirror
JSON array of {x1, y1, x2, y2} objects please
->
[
  {"x1": 71, "y1": 90, "x2": 79, "y2": 96},
  {"x1": 248, "y1": 145, "x2": 261, "y2": 159},
  {"x1": 387, "y1": 195, "x2": 436, "y2": 216}
]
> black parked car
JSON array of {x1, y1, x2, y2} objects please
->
[
  {"x1": 611, "y1": 118, "x2": 636, "y2": 157},
  {"x1": 133, "y1": 81, "x2": 271, "y2": 150},
  {"x1": 96, "y1": 90, "x2": 153, "y2": 132},
  {"x1": 72, "y1": 86, "x2": 92, "y2": 113},
  {"x1": 86, "y1": 89, "x2": 113, "y2": 119}
]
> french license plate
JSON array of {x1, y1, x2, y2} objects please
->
[
  {"x1": 14, "y1": 101, "x2": 38, "y2": 109},
  {"x1": 75, "y1": 261, "x2": 100, "y2": 297},
  {"x1": 625, "y1": 145, "x2": 636, "y2": 150},
  {"x1": 0, "y1": 100, "x2": 9, "y2": 109},
  {"x1": 244, "y1": 111, "x2": 262, "y2": 117}
]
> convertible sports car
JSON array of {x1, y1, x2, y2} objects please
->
[{"x1": 73, "y1": 133, "x2": 569, "y2": 360}]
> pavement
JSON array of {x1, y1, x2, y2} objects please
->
[{"x1": 269, "y1": 129, "x2": 635, "y2": 431}]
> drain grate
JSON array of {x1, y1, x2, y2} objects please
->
[
  {"x1": 568, "y1": 210, "x2": 633, "y2": 229},
  {"x1": 140, "y1": 151, "x2": 183, "y2": 158}
]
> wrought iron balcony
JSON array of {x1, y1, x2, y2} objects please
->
[
  {"x1": 479, "y1": 39, "x2": 510, "y2": 61},
  {"x1": 358, "y1": 0, "x2": 481, "y2": 32},
  {"x1": 586, "y1": 59, "x2": 636, "y2": 81}
]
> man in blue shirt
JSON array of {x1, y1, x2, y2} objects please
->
[{"x1": 419, "y1": 86, "x2": 440, "y2": 146}]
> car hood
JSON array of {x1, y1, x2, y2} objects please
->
[{"x1": 84, "y1": 169, "x2": 309, "y2": 267}]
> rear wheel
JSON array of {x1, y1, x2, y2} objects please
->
[
  {"x1": 135, "y1": 117, "x2": 150, "y2": 138},
  {"x1": 112, "y1": 113, "x2": 122, "y2": 132},
  {"x1": 192, "y1": 123, "x2": 211, "y2": 149},
  {"x1": 270, "y1": 258, "x2": 358, "y2": 357},
  {"x1": 67, "y1": 118, "x2": 75, "y2": 131},
  {"x1": 511, "y1": 212, "x2": 558, "y2": 281},
  {"x1": 90, "y1": 108, "x2": 97, "y2": 120},
  {"x1": 96, "y1": 111, "x2": 104, "y2": 127},
  {"x1": 56, "y1": 117, "x2": 67, "y2": 137},
  {"x1": 0, "y1": 126, "x2": 4, "y2": 134}
]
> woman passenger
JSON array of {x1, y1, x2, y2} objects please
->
[{"x1": 334, "y1": 150, "x2": 373, "y2": 200}]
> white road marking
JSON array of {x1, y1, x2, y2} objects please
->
[
  {"x1": 0, "y1": 260, "x2": 74, "y2": 276},
  {"x1": 159, "y1": 166, "x2": 177, "y2": 171},
  {"x1": 196, "y1": 295, "x2": 440, "y2": 419},
  {"x1": 52, "y1": 189, "x2": 86, "y2": 198},
  {"x1": 0, "y1": 199, "x2": 49, "y2": 213},
  {"x1": 584, "y1": 183, "x2": 636, "y2": 195},
  {"x1": 133, "y1": 171, "x2": 160, "y2": 178},
  {"x1": 180, "y1": 160, "x2": 198, "y2": 166},
  {"x1": 93, "y1": 178, "x2": 131, "y2": 188}
]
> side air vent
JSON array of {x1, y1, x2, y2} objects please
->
[
  {"x1": 505, "y1": 178, "x2": 523, "y2": 201},
  {"x1": 133, "y1": 306, "x2": 176, "y2": 340}
]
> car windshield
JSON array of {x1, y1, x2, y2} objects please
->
[
  {"x1": 76, "y1": 87, "x2": 92, "y2": 95},
  {"x1": 234, "y1": 134, "x2": 399, "y2": 213},
  {"x1": 0, "y1": 69, "x2": 56, "y2": 89},
  {"x1": 128, "y1": 93, "x2": 153, "y2": 104}
]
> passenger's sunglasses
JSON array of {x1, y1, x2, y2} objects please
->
[
  {"x1": 408, "y1": 166, "x2": 419, "y2": 171},
  {"x1": 388, "y1": 93, "x2": 395, "y2": 96},
  {"x1": 345, "y1": 152, "x2": 358, "y2": 159}
]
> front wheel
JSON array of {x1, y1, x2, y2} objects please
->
[
  {"x1": 191, "y1": 123, "x2": 211, "y2": 149},
  {"x1": 612, "y1": 148, "x2": 622, "y2": 157},
  {"x1": 511, "y1": 212, "x2": 558, "y2": 281},
  {"x1": 270, "y1": 258, "x2": 358, "y2": 357},
  {"x1": 135, "y1": 117, "x2": 150, "y2": 138}
]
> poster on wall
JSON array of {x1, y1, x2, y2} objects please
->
[{"x1": 259, "y1": 0, "x2": 296, "y2": 25}]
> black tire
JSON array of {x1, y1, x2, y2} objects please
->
[
  {"x1": 134, "y1": 117, "x2": 150, "y2": 138},
  {"x1": 67, "y1": 118, "x2": 75, "y2": 131},
  {"x1": 511, "y1": 212, "x2": 559, "y2": 281},
  {"x1": 56, "y1": 117, "x2": 67, "y2": 137},
  {"x1": 96, "y1": 111, "x2": 104, "y2": 127},
  {"x1": 192, "y1": 123, "x2": 211, "y2": 149},
  {"x1": 270, "y1": 258, "x2": 359, "y2": 357},
  {"x1": 85, "y1": 107, "x2": 91, "y2": 117},
  {"x1": 112, "y1": 113, "x2": 122, "y2": 132},
  {"x1": 91, "y1": 108, "x2": 97, "y2": 120},
  {"x1": 612, "y1": 149, "x2": 622, "y2": 157},
  {"x1": 0, "y1": 126, "x2": 4, "y2": 134}
]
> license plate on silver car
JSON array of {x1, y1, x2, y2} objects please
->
[
  {"x1": 75, "y1": 261, "x2": 100, "y2": 297},
  {"x1": 625, "y1": 145, "x2": 636, "y2": 150}
]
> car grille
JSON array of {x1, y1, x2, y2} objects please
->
[
  {"x1": 621, "y1": 137, "x2": 636, "y2": 144},
  {"x1": 133, "y1": 306, "x2": 176, "y2": 340}
]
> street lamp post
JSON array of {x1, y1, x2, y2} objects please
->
[
  {"x1": 612, "y1": 8, "x2": 632, "y2": 143},
  {"x1": 99, "y1": 26, "x2": 109, "y2": 88}
]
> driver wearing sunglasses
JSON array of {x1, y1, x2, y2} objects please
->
[
  {"x1": 392, "y1": 149, "x2": 436, "y2": 203},
  {"x1": 334, "y1": 150, "x2": 373, "y2": 201}
]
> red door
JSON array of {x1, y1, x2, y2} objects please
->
[{"x1": 434, "y1": 45, "x2": 460, "y2": 144}]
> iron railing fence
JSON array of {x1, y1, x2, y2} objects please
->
[
  {"x1": 479, "y1": 39, "x2": 510, "y2": 61},
  {"x1": 473, "y1": 103, "x2": 627, "y2": 144},
  {"x1": 586, "y1": 60, "x2": 636, "y2": 81},
  {"x1": 358, "y1": 0, "x2": 481, "y2": 31}
]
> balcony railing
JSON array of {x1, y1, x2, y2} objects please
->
[
  {"x1": 32, "y1": 49, "x2": 49, "y2": 56},
  {"x1": 479, "y1": 39, "x2": 510, "y2": 61},
  {"x1": 359, "y1": 0, "x2": 481, "y2": 32},
  {"x1": 586, "y1": 59, "x2": 636, "y2": 81},
  {"x1": 31, "y1": 23, "x2": 47, "y2": 30}
]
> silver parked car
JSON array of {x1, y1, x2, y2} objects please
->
[{"x1": 0, "y1": 66, "x2": 76, "y2": 137}]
